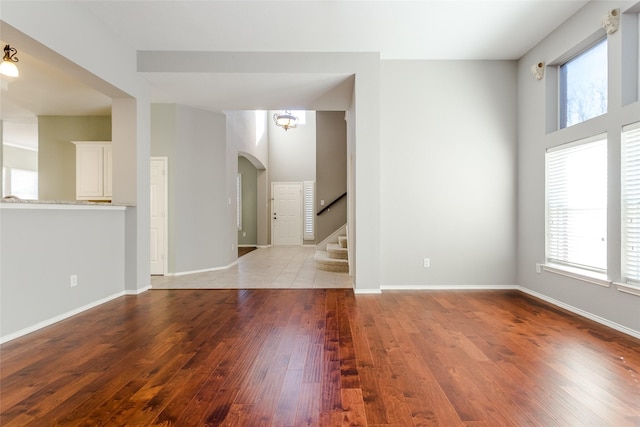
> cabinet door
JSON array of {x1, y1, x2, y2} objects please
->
[
  {"x1": 103, "y1": 145, "x2": 113, "y2": 198},
  {"x1": 76, "y1": 145, "x2": 104, "y2": 198}
]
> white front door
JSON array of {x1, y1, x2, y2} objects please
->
[
  {"x1": 150, "y1": 158, "x2": 167, "y2": 275},
  {"x1": 272, "y1": 182, "x2": 303, "y2": 246}
]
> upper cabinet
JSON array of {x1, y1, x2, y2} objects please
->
[{"x1": 72, "y1": 141, "x2": 112, "y2": 201}]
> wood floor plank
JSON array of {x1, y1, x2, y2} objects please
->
[{"x1": 1, "y1": 289, "x2": 639, "y2": 426}]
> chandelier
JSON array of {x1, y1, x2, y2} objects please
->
[
  {"x1": 273, "y1": 110, "x2": 298, "y2": 131},
  {"x1": 0, "y1": 45, "x2": 19, "y2": 77}
]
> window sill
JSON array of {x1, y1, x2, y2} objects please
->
[
  {"x1": 613, "y1": 282, "x2": 640, "y2": 297},
  {"x1": 542, "y1": 264, "x2": 611, "y2": 288}
]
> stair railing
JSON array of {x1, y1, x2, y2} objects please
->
[{"x1": 316, "y1": 192, "x2": 347, "y2": 216}]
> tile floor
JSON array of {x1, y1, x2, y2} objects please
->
[{"x1": 150, "y1": 246, "x2": 353, "y2": 289}]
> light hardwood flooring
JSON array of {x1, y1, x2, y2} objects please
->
[{"x1": 151, "y1": 246, "x2": 353, "y2": 289}]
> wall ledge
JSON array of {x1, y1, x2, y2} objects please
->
[{"x1": 1, "y1": 200, "x2": 127, "y2": 210}]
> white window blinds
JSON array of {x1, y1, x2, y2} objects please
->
[
  {"x1": 622, "y1": 123, "x2": 640, "y2": 283},
  {"x1": 303, "y1": 181, "x2": 315, "y2": 240},
  {"x1": 546, "y1": 137, "x2": 607, "y2": 272}
]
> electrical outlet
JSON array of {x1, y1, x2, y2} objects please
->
[
  {"x1": 536, "y1": 263, "x2": 542, "y2": 274},
  {"x1": 243, "y1": 232, "x2": 246, "y2": 237},
  {"x1": 70, "y1": 274, "x2": 78, "y2": 287},
  {"x1": 423, "y1": 258, "x2": 430, "y2": 268}
]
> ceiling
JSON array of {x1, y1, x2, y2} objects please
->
[{"x1": 1, "y1": 0, "x2": 590, "y2": 148}]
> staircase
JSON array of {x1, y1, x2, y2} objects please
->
[{"x1": 315, "y1": 234, "x2": 349, "y2": 273}]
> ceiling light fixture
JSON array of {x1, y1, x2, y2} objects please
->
[
  {"x1": 273, "y1": 110, "x2": 298, "y2": 131},
  {"x1": 0, "y1": 45, "x2": 19, "y2": 77}
]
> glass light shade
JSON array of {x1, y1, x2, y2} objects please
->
[
  {"x1": 0, "y1": 60, "x2": 19, "y2": 77},
  {"x1": 273, "y1": 111, "x2": 298, "y2": 131}
]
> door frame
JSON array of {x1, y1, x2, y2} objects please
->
[
  {"x1": 271, "y1": 181, "x2": 303, "y2": 246},
  {"x1": 150, "y1": 156, "x2": 168, "y2": 275}
]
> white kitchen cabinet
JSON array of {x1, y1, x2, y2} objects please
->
[{"x1": 72, "y1": 141, "x2": 112, "y2": 201}]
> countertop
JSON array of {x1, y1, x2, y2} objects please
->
[{"x1": 1, "y1": 198, "x2": 132, "y2": 210}]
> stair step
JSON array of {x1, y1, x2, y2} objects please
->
[
  {"x1": 315, "y1": 250, "x2": 349, "y2": 273},
  {"x1": 327, "y1": 243, "x2": 348, "y2": 260},
  {"x1": 338, "y1": 235, "x2": 348, "y2": 248}
]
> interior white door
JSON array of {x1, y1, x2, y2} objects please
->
[
  {"x1": 150, "y1": 158, "x2": 167, "y2": 275},
  {"x1": 272, "y1": 182, "x2": 303, "y2": 246}
]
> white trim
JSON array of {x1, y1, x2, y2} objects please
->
[
  {"x1": 257, "y1": 244, "x2": 271, "y2": 249},
  {"x1": 541, "y1": 264, "x2": 611, "y2": 288},
  {"x1": 316, "y1": 224, "x2": 347, "y2": 251},
  {"x1": 354, "y1": 288, "x2": 382, "y2": 294},
  {"x1": 0, "y1": 291, "x2": 127, "y2": 344},
  {"x1": 238, "y1": 244, "x2": 257, "y2": 248},
  {"x1": 623, "y1": 121, "x2": 640, "y2": 132},
  {"x1": 517, "y1": 286, "x2": 640, "y2": 340},
  {"x1": 381, "y1": 284, "x2": 518, "y2": 291},
  {"x1": 614, "y1": 282, "x2": 640, "y2": 297},
  {"x1": 166, "y1": 261, "x2": 238, "y2": 276},
  {"x1": 125, "y1": 285, "x2": 150, "y2": 295},
  {"x1": 546, "y1": 132, "x2": 607, "y2": 153}
]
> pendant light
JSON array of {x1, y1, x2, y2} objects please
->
[
  {"x1": 0, "y1": 45, "x2": 19, "y2": 77},
  {"x1": 273, "y1": 110, "x2": 298, "y2": 131}
]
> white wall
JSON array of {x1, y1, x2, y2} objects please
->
[
  {"x1": 226, "y1": 110, "x2": 269, "y2": 169},
  {"x1": 268, "y1": 111, "x2": 316, "y2": 183},
  {"x1": 380, "y1": 60, "x2": 518, "y2": 288},
  {"x1": 0, "y1": 205, "x2": 126, "y2": 340},
  {"x1": 518, "y1": 1, "x2": 640, "y2": 336}
]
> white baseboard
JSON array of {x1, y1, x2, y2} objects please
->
[
  {"x1": 381, "y1": 284, "x2": 518, "y2": 291},
  {"x1": 516, "y1": 286, "x2": 640, "y2": 340},
  {"x1": 354, "y1": 288, "x2": 382, "y2": 294},
  {"x1": 125, "y1": 285, "x2": 150, "y2": 295},
  {"x1": 166, "y1": 261, "x2": 238, "y2": 276},
  {"x1": 1, "y1": 290, "x2": 127, "y2": 344},
  {"x1": 238, "y1": 244, "x2": 257, "y2": 248}
]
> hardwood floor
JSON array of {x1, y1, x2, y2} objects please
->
[
  {"x1": 1, "y1": 289, "x2": 639, "y2": 426},
  {"x1": 238, "y1": 247, "x2": 257, "y2": 258}
]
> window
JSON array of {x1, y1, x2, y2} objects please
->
[
  {"x1": 2, "y1": 167, "x2": 38, "y2": 199},
  {"x1": 236, "y1": 173, "x2": 242, "y2": 231},
  {"x1": 291, "y1": 111, "x2": 306, "y2": 126},
  {"x1": 560, "y1": 38, "x2": 608, "y2": 128},
  {"x1": 546, "y1": 136, "x2": 607, "y2": 273},
  {"x1": 303, "y1": 181, "x2": 314, "y2": 240},
  {"x1": 622, "y1": 123, "x2": 640, "y2": 283}
]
